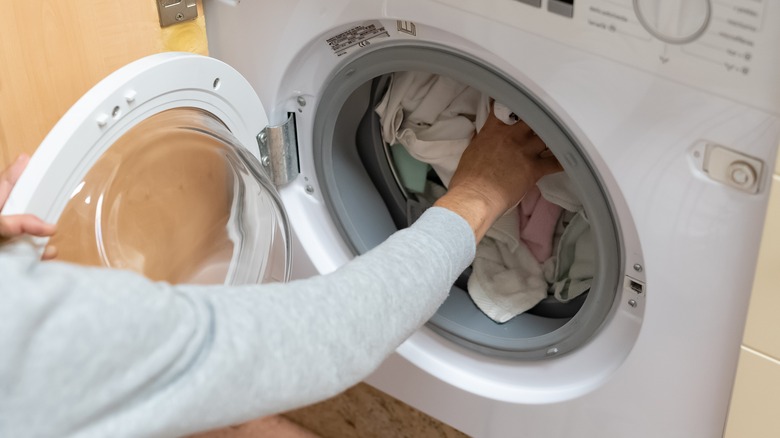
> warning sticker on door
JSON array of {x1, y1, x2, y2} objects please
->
[{"x1": 326, "y1": 21, "x2": 390, "y2": 57}]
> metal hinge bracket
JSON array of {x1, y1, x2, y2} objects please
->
[
  {"x1": 258, "y1": 114, "x2": 300, "y2": 186},
  {"x1": 156, "y1": 0, "x2": 198, "y2": 28}
]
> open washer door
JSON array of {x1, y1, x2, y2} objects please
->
[{"x1": 3, "y1": 53, "x2": 291, "y2": 286}]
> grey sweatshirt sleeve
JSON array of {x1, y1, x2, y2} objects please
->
[{"x1": 0, "y1": 207, "x2": 475, "y2": 438}]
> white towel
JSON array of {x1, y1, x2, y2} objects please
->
[
  {"x1": 538, "y1": 172, "x2": 583, "y2": 213},
  {"x1": 538, "y1": 173, "x2": 594, "y2": 302},
  {"x1": 467, "y1": 213, "x2": 548, "y2": 323},
  {"x1": 551, "y1": 213, "x2": 594, "y2": 302}
]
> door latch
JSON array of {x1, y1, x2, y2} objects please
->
[
  {"x1": 156, "y1": 0, "x2": 198, "y2": 28},
  {"x1": 698, "y1": 142, "x2": 764, "y2": 194}
]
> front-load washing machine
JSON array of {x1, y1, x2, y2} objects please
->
[{"x1": 5, "y1": 0, "x2": 780, "y2": 437}]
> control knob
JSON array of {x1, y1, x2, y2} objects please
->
[{"x1": 634, "y1": 0, "x2": 712, "y2": 44}]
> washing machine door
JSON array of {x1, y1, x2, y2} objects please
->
[{"x1": 3, "y1": 52, "x2": 291, "y2": 285}]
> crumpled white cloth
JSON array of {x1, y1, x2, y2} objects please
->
[
  {"x1": 375, "y1": 72, "x2": 593, "y2": 323},
  {"x1": 538, "y1": 172, "x2": 594, "y2": 303},
  {"x1": 537, "y1": 171, "x2": 583, "y2": 213},
  {"x1": 468, "y1": 212, "x2": 550, "y2": 323},
  {"x1": 469, "y1": 173, "x2": 594, "y2": 322},
  {"x1": 376, "y1": 72, "x2": 490, "y2": 186}
]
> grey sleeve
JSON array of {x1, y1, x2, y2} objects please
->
[{"x1": 0, "y1": 207, "x2": 475, "y2": 438}]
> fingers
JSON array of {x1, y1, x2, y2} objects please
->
[
  {"x1": 42, "y1": 245, "x2": 58, "y2": 261},
  {"x1": 501, "y1": 114, "x2": 556, "y2": 161},
  {"x1": 0, "y1": 155, "x2": 59, "y2": 259},
  {"x1": 504, "y1": 117, "x2": 563, "y2": 177},
  {"x1": 525, "y1": 135, "x2": 549, "y2": 156},
  {"x1": 0, "y1": 154, "x2": 30, "y2": 209},
  {"x1": 2, "y1": 154, "x2": 30, "y2": 184},
  {"x1": 484, "y1": 105, "x2": 540, "y2": 148},
  {"x1": 0, "y1": 215, "x2": 59, "y2": 261},
  {"x1": 502, "y1": 117, "x2": 545, "y2": 155},
  {"x1": 537, "y1": 155, "x2": 564, "y2": 176},
  {"x1": 0, "y1": 214, "x2": 57, "y2": 240}
]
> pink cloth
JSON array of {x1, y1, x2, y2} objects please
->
[{"x1": 519, "y1": 186, "x2": 563, "y2": 262}]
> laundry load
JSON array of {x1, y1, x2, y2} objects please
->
[{"x1": 375, "y1": 71, "x2": 594, "y2": 323}]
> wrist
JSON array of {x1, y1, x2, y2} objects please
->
[{"x1": 433, "y1": 186, "x2": 500, "y2": 242}]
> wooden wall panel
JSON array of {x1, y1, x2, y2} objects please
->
[{"x1": 0, "y1": 0, "x2": 207, "y2": 169}]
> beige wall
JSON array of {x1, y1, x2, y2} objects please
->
[
  {"x1": 725, "y1": 153, "x2": 780, "y2": 437},
  {"x1": 0, "y1": 0, "x2": 208, "y2": 169}
]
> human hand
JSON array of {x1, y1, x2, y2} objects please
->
[
  {"x1": 0, "y1": 155, "x2": 58, "y2": 259},
  {"x1": 434, "y1": 110, "x2": 562, "y2": 242}
]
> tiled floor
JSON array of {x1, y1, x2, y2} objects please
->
[
  {"x1": 189, "y1": 383, "x2": 468, "y2": 438},
  {"x1": 285, "y1": 383, "x2": 468, "y2": 438},
  {"x1": 191, "y1": 415, "x2": 321, "y2": 438}
]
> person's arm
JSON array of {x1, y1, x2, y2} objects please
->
[
  {"x1": 0, "y1": 114, "x2": 560, "y2": 437},
  {"x1": 1, "y1": 206, "x2": 473, "y2": 438}
]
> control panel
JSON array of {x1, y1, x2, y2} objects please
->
[{"x1": 436, "y1": 0, "x2": 780, "y2": 114}]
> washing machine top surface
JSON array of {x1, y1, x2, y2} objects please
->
[{"x1": 5, "y1": 52, "x2": 291, "y2": 285}]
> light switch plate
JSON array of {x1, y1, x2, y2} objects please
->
[{"x1": 157, "y1": 0, "x2": 198, "y2": 28}]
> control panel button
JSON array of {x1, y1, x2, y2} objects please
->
[
  {"x1": 548, "y1": 0, "x2": 574, "y2": 18},
  {"x1": 514, "y1": 0, "x2": 541, "y2": 7},
  {"x1": 634, "y1": 0, "x2": 711, "y2": 44}
]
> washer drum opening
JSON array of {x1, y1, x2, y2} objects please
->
[{"x1": 312, "y1": 44, "x2": 622, "y2": 360}]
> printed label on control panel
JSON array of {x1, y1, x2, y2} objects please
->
[
  {"x1": 586, "y1": 0, "x2": 764, "y2": 77},
  {"x1": 586, "y1": 3, "x2": 651, "y2": 41},
  {"x1": 326, "y1": 21, "x2": 390, "y2": 57},
  {"x1": 434, "y1": 0, "x2": 779, "y2": 112},
  {"x1": 680, "y1": 0, "x2": 768, "y2": 77}
]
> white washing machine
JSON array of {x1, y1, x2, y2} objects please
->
[{"x1": 5, "y1": 0, "x2": 780, "y2": 437}]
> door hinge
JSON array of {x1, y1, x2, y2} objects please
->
[
  {"x1": 156, "y1": 0, "x2": 198, "y2": 28},
  {"x1": 258, "y1": 114, "x2": 300, "y2": 186}
]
